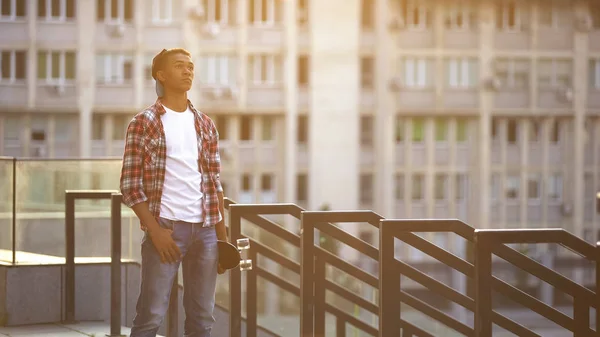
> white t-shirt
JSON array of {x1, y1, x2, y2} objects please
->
[{"x1": 159, "y1": 106, "x2": 204, "y2": 223}]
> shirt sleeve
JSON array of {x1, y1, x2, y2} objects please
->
[
  {"x1": 120, "y1": 115, "x2": 149, "y2": 207},
  {"x1": 207, "y1": 119, "x2": 223, "y2": 193}
]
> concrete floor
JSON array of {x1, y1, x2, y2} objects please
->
[{"x1": 0, "y1": 321, "x2": 164, "y2": 337}]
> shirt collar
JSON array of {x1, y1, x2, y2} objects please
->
[{"x1": 153, "y1": 98, "x2": 201, "y2": 117}]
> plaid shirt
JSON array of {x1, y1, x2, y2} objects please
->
[{"x1": 120, "y1": 98, "x2": 223, "y2": 230}]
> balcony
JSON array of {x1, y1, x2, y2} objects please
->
[
  {"x1": 247, "y1": 24, "x2": 283, "y2": 47},
  {"x1": 443, "y1": 29, "x2": 478, "y2": 50},
  {"x1": 494, "y1": 30, "x2": 531, "y2": 50},
  {"x1": 0, "y1": 20, "x2": 28, "y2": 44},
  {"x1": 494, "y1": 89, "x2": 530, "y2": 109},
  {"x1": 537, "y1": 27, "x2": 574, "y2": 50},
  {"x1": 395, "y1": 89, "x2": 436, "y2": 111},
  {"x1": 95, "y1": 22, "x2": 136, "y2": 48},
  {"x1": 442, "y1": 89, "x2": 479, "y2": 110},
  {"x1": 200, "y1": 23, "x2": 238, "y2": 46},
  {"x1": 0, "y1": 83, "x2": 28, "y2": 108},
  {"x1": 538, "y1": 88, "x2": 573, "y2": 110},
  {"x1": 34, "y1": 84, "x2": 78, "y2": 108},
  {"x1": 198, "y1": 86, "x2": 239, "y2": 110},
  {"x1": 95, "y1": 84, "x2": 135, "y2": 108},
  {"x1": 246, "y1": 86, "x2": 284, "y2": 109},
  {"x1": 36, "y1": 22, "x2": 77, "y2": 48},
  {"x1": 396, "y1": 29, "x2": 435, "y2": 49}
]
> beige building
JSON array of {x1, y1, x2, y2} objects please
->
[{"x1": 1, "y1": 0, "x2": 600, "y2": 245}]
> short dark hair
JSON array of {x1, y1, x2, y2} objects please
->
[{"x1": 151, "y1": 48, "x2": 192, "y2": 80}]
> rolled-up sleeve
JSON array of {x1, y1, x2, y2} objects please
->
[
  {"x1": 207, "y1": 120, "x2": 223, "y2": 193},
  {"x1": 120, "y1": 116, "x2": 149, "y2": 207}
]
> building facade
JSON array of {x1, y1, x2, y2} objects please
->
[{"x1": 1, "y1": 0, "x2": 600, "y2": 244}]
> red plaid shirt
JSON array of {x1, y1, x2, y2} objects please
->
[{"x1": 120, "y1": 98, "x2": 223, "y2": 230}]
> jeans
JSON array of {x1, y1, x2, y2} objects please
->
[{"x1": 130, "y1": 218, "x2": 219, "y2": 337}]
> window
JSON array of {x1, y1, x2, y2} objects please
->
[
  {"x1": 444, "y1": 1, "x2": 476, "y2": 30},
  {"x1": 547, "y1": 174, "x2": 562, "y2": 201},
  {"x1": 400, "y1": 0, "x2": 431, "y2": 29},
  {"x1": 360, "y1": 116, "x2": 373, "y2": 147},
  {"x1": 250, "y1": 54, "x2": 280, "y2": 85},
  {"x1": 491, "y1": 174, "x2": 500, "y2": 201},
  {"x1": 538, "y1": 0, "x2": 568, "y2": 28},
  {"x1": 456, "y1": 174, "x2": 467, "y2": 200},
  {"x1": 496, "y1": 0, "x2": 526, "y2": 31},
  {"x1": 37, "y1": 51, "x2": 76, "y2": 83},
  {"x1": 550, "y1": 120, "x2": 560, "y2": 143},
  {"x1": 92, "y1": 115, "x2": 104, "y2": 140},
  {"x1": 0, "y1": 50, "x2": 26, "y2": 82},
  {"x1": 507, "y1": 119, "x2": 518, "y2": 144},
  {"x1": 527, "y1": 174, "x2": 540, "y2": 200},
  {"x1": 361, "y1": 57, "x2": 374, "y2": 88},
  {"x1": 505, "y1": 175, "x2": 520, "y2": 200},
  {"x1": 538, "y1": 59, "x2": 572, "y2": 89},
  {"x1": 395, "y1": 117, "x2": 404, "y2": 142},
  {"x1": 446, "y1": 58, "x2": 478, "y2": 88},
  {"x1": 395, "y1": 173, "x2": 404, "y2": 200},
  {"x1": 456, "y1": 119, "x2": 468, "y2": 142},
  {"x1": 241, "y1": 174, "x2": 252, "y2": 192},
  {"x1": 249, "y1": 0, "x2": 279, "y2": 25},
  {"x1": 261, "y1": 116, "x2": 274, "y2": 141},
  {"x1": 152, "y1": 0, "x2": 172, "y2": 23},
  {"x1": 412, "y1": 118, "x2": 425, "y2": 142},
  {"x1": 412, "y1": 174, "x2": 424, "y2": 201},
  {"x1": 240, "y1": 116, "x2": 252, "y2": 141},
  {"x1": 38, "y1": 0, "x2": 75, "y2": 20},
  {"x1": 297, "y1": 115, "x2": 308, "y2": 144},
  {"x1": 590, "y1": 60, "x2": 600, "y2": 90},
  {"x1": 202, "y1": 0, "x2": 233, "y2": 24},
  {"x1": 96, "y1": 53, "x2": 133, "y2": 84},
  {"x1": 361, "y1": 0, "x2": 374, "y2": 29},
  {"x1": 216, "y1": 116, "x2": 229, "y2": 140},
  {"x1": 298, "y1": 0, "x2": 308, "y2": 24},
  {"x1": 97, "y1": 0, "x2": 133, "y2": 22},
  {"x1": 3, "y1": 116, "x2": 20, "y2": 141},
  {"x1": 401, "y1": 58, "x2": 431, "y2": 88},
  {"x1": 495, "y1": 58, "x2": 529, "y2": 89},
  {"x1": 435, "y1": 174, "x2": 448, "y2": 201},
  {"x1": 112, "y1": 115, "x2": 129, "y2": 140},
  {"x1": 0, "y1": 0, "x2": 26, "y2": 20},
  {"x1": 529, "y1": 120, "x2": 540, "y2": 142},
  {"x1": 298, "y1": 56, "x2": 309, "y2": 86},
  {"x1": 360, "y1": 173, "x2": 373, "y2": 204},
  {"x1": 297, "y1": 173, "x2": 307, "y2": 202},
  {"x1": 199, "y1": 55, "x2": 236, "y2": 86},
  {"x1": 54, "y1": 116, "x2": 73, "y2": 142},
  {"x1": 435, "y1": 119, "x2": 448, "y2": 142},
  {"x1": 261, "y1": 174, "x2": 273, "y2": 191}
]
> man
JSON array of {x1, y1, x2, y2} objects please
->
[{"x1": 120, "y1": 48, "x2": 228, "y2": 337}]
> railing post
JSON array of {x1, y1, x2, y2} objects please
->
[
  {"x1": 379, "y1": 220, "x2": 400, "y2": 337},
  {"x1": 573, "y1": 297, "x2": 590, "y2": 337},
  {"x1": 474, "y1": 230, "x2": 492, "y2": 337},
  {"x1": 300, "y1": 212, "x2": 315, "y2": 337},
  {"x1": 64, "y1": 191, "x2": 76, "y2": 324},
  {"x1": 229, "y1": 205, "x2": 242, "y2": 337},
  {"x1": 246, "y1": 247, "x2": 258, "y2": 337},
  {"x1": 11, "y1": 157, "x2": 16, "y2": 265},
  {"x1": 109, "y1": 193, "x2": 125, "y2": 336},
  {"x1": 314, "y1": 256, "x2": 326, "y2": 337}
]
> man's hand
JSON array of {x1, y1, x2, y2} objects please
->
[{"x1": 149, "y1": 227, "x2": 182, "y2": 264}]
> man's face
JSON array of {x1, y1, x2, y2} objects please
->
[{"x1": 157, "y1": 53, "x2": 194, "y2": 93}]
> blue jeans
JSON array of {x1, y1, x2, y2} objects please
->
[{"x1": 130, "y1": 218, "x2": 219, "y2": 337}]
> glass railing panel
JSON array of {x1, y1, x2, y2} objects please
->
[{"x1": 0, "y1": 157, "x2": 14, "y2": 263}]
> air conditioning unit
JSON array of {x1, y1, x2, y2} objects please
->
[
  {"x1": 575, "y1": 14, "x2": 592, "y2": 32},
  {"x1": 388, "y1": 77, "x2": 402, "y2": 91},
  {"x1": 484, "y1": 77, "x2": 502, "y2": 91},
  {"x1": 188, "y1": 5, "x2": 205, "y2": 20},
  {"x1": 108, "y1": 23, "x2": 125, "y2": 37},
  {"x1": 202, "y1": 22, "x2": 221, "y2": 38},
  {"x1": 389, "y1": 16, "x2": 405, "y2": 31}
]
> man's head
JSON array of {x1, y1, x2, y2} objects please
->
[{"x1": 151, "y1": 48, "x2": 194, "y2": 97}]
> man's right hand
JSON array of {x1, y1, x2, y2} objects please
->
[{"x1": 149, "y1": 227, "x2": 182, "y2": 264}]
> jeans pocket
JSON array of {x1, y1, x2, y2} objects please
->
[{"x1": 157, "y1": 217, "x2": 174, "y2": 230}]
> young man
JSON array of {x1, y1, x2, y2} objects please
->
[{"x1": 120, "y1": 48, "x2": 228, "y2": 337}]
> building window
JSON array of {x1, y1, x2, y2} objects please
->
[
  {"x1": 538, "y1": 0, "x2": 568, "y2": 28},
  {"x1": 495, "y1": 58, "x2": 529, "y2": 89},
  {"x1": 435, "y1": 174, "x2": 448, "y2": 201},
  {"x1": 92, "y1": 115, "x2": 104, "y2": 140},
  {"x1": 395, "y1": 173, "x2": 404, "y2": 200},
  {"x1": 412, "y1": 118, "x2": 425, "y2": 143},
  {"x1": 444, "y1": 1, "x2": 476, "y2": 30},
  {"x1": 538, "y1": 59, "x2": 572, "y2": 89},
  {"x1": 360, "y1": 173, "x2": 373, "y2": 204},
  {"x1": 37, "y1": 51, "x2": 76, "y2": 83},
  {"x1": 505, "y1": 175, "x2": 520, "y2": 200},
  {"x1": 590, "y1": 60, "x2": 600, "y2": 90},
  {"x1": 527, "y1": 174, "x2": 540, "y2": 201},
  {"x1": 54, "y1": 115, "x2": 73, "y2": 142},
  {"x1": 3, "y1": 116, "x2": 20, "y2": 142},
  {"x1": 202, "y1": 0, "x2": 232, "y2": 24},
  {"x1": 550, "y1": 120, "x2": 560, "y2": 143},
  {"x1": 361, "y1": 57, "x2": 374, "y2": 89},
  {"x1": 261, "y1": 174, "x2": 273, "y2": 191},
  {"x1": 412, "y1": 174, "x2": 424, "y2": 201},
  {"x1": 395, "y1": 117, "x2": 404, "y2": 142},
  {"x1": 496, "y1": 0, "x2": 526, "y2": 31},
  {"x1": 298, "y1": 56, "x2": 309, "y2": 86},
  {"x1": 446, "y1": 58, "x2": 478, "y2": 88},
  {"x1": 360, "y1": 116, "x2": 373, "y2": 147},
  {"x1": 0, "y1": 50, "x2": 26, "y2": 82},
  {"x1": 435, "y1": 119, "x2": 448, "y2": 142},
  {"x1": 298, "y1": 0, "x2": 308, "y2": 24},
  {"x1": 399, "y1": 0, "x2": 431, "y2": 29},
  {"x1": 96, "y1": 53, "x2": 133, "y2": 84},
  {"x1": 0, "y1": 0, "x2": 26, "y2": 20},
  {"x1": 112, "y1": 115, "x2": 128, "y2": 140},
  {"x1": 507, "y1": 119, "x2": 518, "y2": 144},
  {"x1": 97, "y1": 0, "x2": 133, "y2": 22},
  {"x1": 240, "y1": 116, "x2": 252, "y2": 141},
  {"x1": 249, "y1": 0, "x2": 279, "y2": 25},
  {"x1": 297, "y1": 173, "x2": 307, "y2": 202},
  {"x1": 38, "y1": 0, "x2": 75, "y2": 20},
  {"x1": 361, "y1": 0, "x2": 374, "y2": 29},
  {"x1": 261, "y1": 116, "x2": 274, "y2": 141},
  {"x1": 250, "y1": 54, "x2": 279, "y2": 85},
  {"x1": 152, "y1": 0, "x2": 172, "y2": 23},
  {"x1": 547, "y1": 174, "x2": 562, "y2": 202},
  {"x1": 199, "y1": 55, "x2": 236, "y2": 86},
  {"x1": 215, "y1": 116, "x2": 229, "y2": 140},
  {"x1": 297, "y1": 115, "x2": 308, "y2": 144},
  {"x1": 401, "y1": 58, "x2": 431, "y2": 88},
  {"x1": 241, "y1": 174, "x2": 252, "y2": 192},
  {"x1": 456, "y1": 119, "x2": 468, "y2": 142},
  {"x1": 456, "y1": 173, "x2": 467, "y2": 200}
]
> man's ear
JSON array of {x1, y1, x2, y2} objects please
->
[{"x1": 156, "y1": 69, "x2": 166, "y2": 82}]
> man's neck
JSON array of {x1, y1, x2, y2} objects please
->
[{"x1": 161, "y1": 92, "x2": 189, "y2": 113}]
